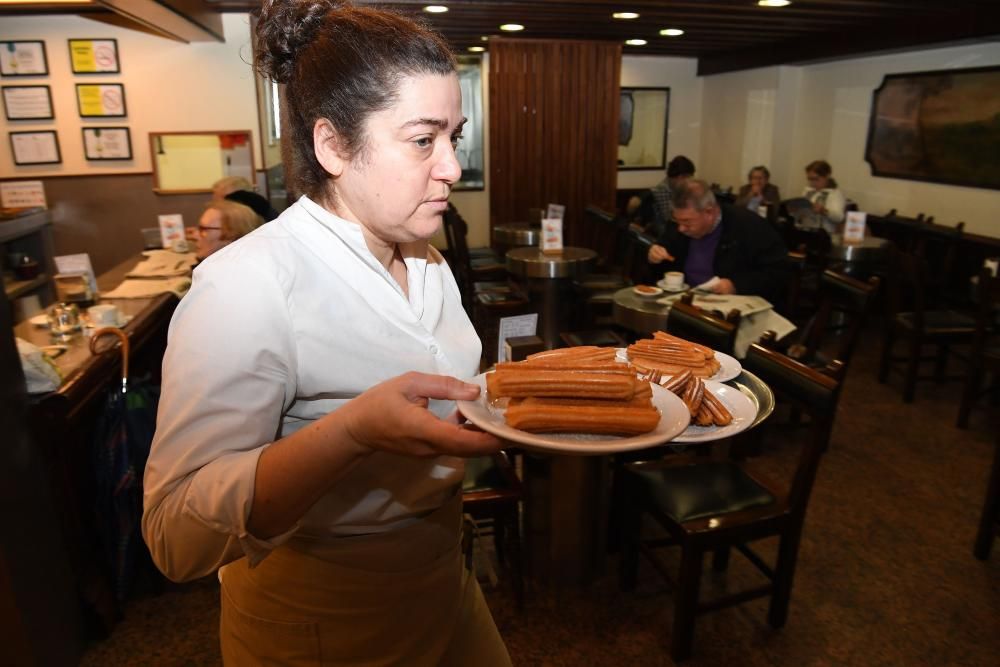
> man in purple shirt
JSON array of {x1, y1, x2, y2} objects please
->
[{"x1": 648, "y1": 179, "x2": 788, "y2": 305}]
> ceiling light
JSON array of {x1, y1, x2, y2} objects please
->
[
  {"x1": 612, "y1": 12, "x2": 639, "y2": 20},
  {"x1": 758, "y1": 0, "x2": 791, "y2": 7},
  {"x1": 481, "y1": 36, "x2": 489, "y2": 41},
  {"x1": 499, "y1": 23, "x2": 524, "y2": 32},
  {"x1": 468, "y1": 46, "x2": 485, "y2": 53},
  {"x1": 423, "y1": 5, "x2": 449, "y2": 13},
  {"x1": 625, "y1": 39, "x2": 647, "y2": 46},
  {"x1": 659, "y1": 28, "x2": 685, "y2": 37}
]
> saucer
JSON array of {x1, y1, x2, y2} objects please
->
[{"x1": 656, "y1": 278, "x2": 690, "y2": 293}]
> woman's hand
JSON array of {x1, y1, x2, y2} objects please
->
[{"x1": 340, "y1": 372, "x2": 503, "y2": 458}]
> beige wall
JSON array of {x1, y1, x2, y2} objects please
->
[
  {"x1": 0, "y1": 13, "x2": 259, "y2": 177},
  {"x1": 699, "y1": 42, "x2": 1000, "y2": 237}
]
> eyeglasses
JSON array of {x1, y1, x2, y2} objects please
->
[{"x1": 198, "y1": 225, "x2": 223, "y2": 236}]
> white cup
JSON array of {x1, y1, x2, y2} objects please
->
[
  {"x1": 88, "y1": 303, "x2": 122, "y2": 327},
  {"x1": 664, "y1": 271, "x2": 684, "y2": 290}
]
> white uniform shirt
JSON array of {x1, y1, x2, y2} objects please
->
[{"x1": 142, "y1": 196, "x2": 481, "y2": 582}]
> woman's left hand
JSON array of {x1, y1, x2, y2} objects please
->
[{"x1": 341, "y1": 372, "x2": 504, "y2": 458}]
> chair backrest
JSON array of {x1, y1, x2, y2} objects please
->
[
  {"x1": 584, "y1": 204, "x2": 620, "y2": 269},
  {"x1": 798, "y1": 269, "x2": 880, "y2": 371},
  {"x1": 741, "y1": 342, "x2": 843, "y2": 513},
  {"x1": 884, "y1": 245, "x2": 930, "y2": 325},
  {"x1": 666, "y1": 297, "x2": 740, "y2": 356}
]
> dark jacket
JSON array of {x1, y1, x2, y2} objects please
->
[{"x1": 655, "y1": 203, "x2": 789, "y2": 306}]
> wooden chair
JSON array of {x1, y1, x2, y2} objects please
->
[
  {"x1": 956, "y1": 268, "x2": 1000, "y2": 428},
  {"x1": 974, "y1": 434, "x2": 1000, "y2": 560},
  {"x1": 878, "y1": 246, "x2": 976, "y2": 402},
  {"x1": 666, "y1": 294, "x2": 740, "y2": 357},
  {"x1": 618, "y1": 343, "x2": 842, "y2": 661},
  {"x1": 462, "y1": 452, "x2": 524, "y2": 607},
  {"x1": 786, "y1": 269, "x2": 880, "y2": 375}
]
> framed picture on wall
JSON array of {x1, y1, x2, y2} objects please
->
[
  {"x1": 0, "y1": 41, "x2": 49, "y2": 77},
  {"x1": 68, "y1": 38, "x2": 120, "y2": 74},
  {"x1": 82, "y1": 126, "x2": 132, "y2": 160},
  {"x1": 9, "y1": 130, "x2": 61, "y2": 165},
  {"x1": 864, "y1": 65, "x2": 1000, "y2": 190},
  {"x1": 76, "y1": 83, "x2": 127, "y2": 118},
  {"x1": 2, "y1": 85, "x2": 53, "y2": 120}
]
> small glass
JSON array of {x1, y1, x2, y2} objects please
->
[{"x1": 48, "y1": 302, "x2": 81, "y2": 337}]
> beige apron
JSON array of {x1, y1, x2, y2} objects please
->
[{"x1": 219, "y1": 494, "x2": 511, "y2": 666}]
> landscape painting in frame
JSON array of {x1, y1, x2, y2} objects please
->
[{"x1": 864, "y1": 66, "x2": 1000, "y2": 190}]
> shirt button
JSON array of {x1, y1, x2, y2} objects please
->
[{"x1": 429, "y1": 344, "x2": 439, "y2": 355}]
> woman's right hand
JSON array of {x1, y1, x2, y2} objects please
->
[{"x1": 339, "y1": 371, "x2": 503, "y2": 458}]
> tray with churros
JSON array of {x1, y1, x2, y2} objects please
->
[{"x1": 457, "y1": 346, "x2": 690, "y2": 454}]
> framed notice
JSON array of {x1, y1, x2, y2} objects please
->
[
  {"x1": 1, "y1": 41, "x2": 49, "y2": 77},
  {"x1": 68, "y1": 38, "x2": 120, "y2": 74},
  {"x1": 76, "y1": 83, "x2": 126, "y2": 118},
  {"x1": 2, "y1": 85, "x2": 53, "y2": 120},
  {"x1": 82, "y1": 126, "x2": 132, "y2": 160},
  {"x1": 9, "y1": 130, "x2": 61, "y2": 165}
]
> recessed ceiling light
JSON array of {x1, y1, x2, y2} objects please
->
[
  {"x1": 423, "y1": 5, "x2": 449, "y2": 13},
  {"x1": 758, "y1": 0, "x2": 791, "y2": 7},
  {"x1": 612, "y1": 12, "x2": 640, "y2": 20},
  {"x1": 468, "y1": 46, "x2": 485, "y2": 53},
  {"x1": 659, "y1": 28, "x2": 685, "y2": 37},
  {"x1": 500, "y1": 23, "x2": 524, "y2": 32},
  {"x1": 625, "y1": 39, "x2": 647, "y2": 46},
  {"x1": 481, "y1": 36, "x2": 490, "y2": 41}
]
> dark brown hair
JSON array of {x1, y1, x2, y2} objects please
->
[
  {"x1": 748, "y1": 165, "x2": 770, "y2": 180},
  {"x1": 253, "y1": 0, "x2": 456, "y2": 200},
  {"x1": 805, "y1": 160, "x2": 837, "y2": 188}
]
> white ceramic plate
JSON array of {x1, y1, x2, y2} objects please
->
[
  {"x1": 671, "y1": 380, "x2": 757, "y2": 443},
  {"x1": 457, "y1": 374, "x2": 691, "y2": 455},
  {"x1": 615, "y1": 347, "x2": 742, "y2": 383},
  {"x1": 632, "y1": 285, "x2": 664, "y2": 298},
  {"x1": 656, "y1": 278, "x2": 690, "y2": 293}
]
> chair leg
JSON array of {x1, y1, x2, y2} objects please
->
[
  {"x1": 493, "y1": 511, "x2": 506, "y2": 566},
  {"x1": 670, "y1": 544, "x2": 704, "y2": 662},
  {"x1": 767, "y1": 527, "x2": 803, "y2": 629},
  {"x1": 504, "y1": 507, "x2": 525, "y2": 607},
  {"x1": 711, "y1": 546, "x2": 731, "y2": 572},
  {"x1": 903, "y1": 336, "x2": 921, "y2": 403},
  {"x1": 974, "y1": 441, "x2": 1000, "y2": 561}
]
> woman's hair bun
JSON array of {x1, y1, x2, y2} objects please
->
[{"x1": 254, "y1": 0, "x2": 345, "y2": 83}]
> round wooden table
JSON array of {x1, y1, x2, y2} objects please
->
[{"x1": 506, "y1": 246, "x2": 597, "y2": 348}]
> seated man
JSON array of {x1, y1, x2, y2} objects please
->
[
  {"x1": 633, "y1": 155, "x2": 695, "y2": 238},
  {"x1": 647, "y1": 179, "x2": 788, "y2": 306}
]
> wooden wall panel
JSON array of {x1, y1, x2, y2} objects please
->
[{"x1": 489, "y1": 38, "x2": 621, "y2": 248}]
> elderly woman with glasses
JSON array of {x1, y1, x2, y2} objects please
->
[{"x1": 194, "y1": 199, "x2": 264, "y2": 261}]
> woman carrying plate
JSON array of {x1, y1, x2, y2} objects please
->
[{"x1": 142, "y1": 1, "x2": 510, "y2": 664}]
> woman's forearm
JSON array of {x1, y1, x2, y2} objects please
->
[{"x1": 248, "y1": 411, "x2": 370, "y2": 539}]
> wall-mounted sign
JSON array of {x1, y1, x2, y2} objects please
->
[
  {"x1": 76, "y1": 83, "x2": 126, "y2": 118},
  {"x1": 82, "y1": 126, "x2": 132, "y2": 160},
  {"x1": 0, "y1": 41, "x2": 48, "y2": 77},
  {"x1": 9, "y1": 130, "x2": 61, "y2": 165},
  {"x1": 68, "y1": 38, "x2": 120, "y2": 74},
  {"x1": 2, "y1": 85, "x2": 53, "y2": 120}
]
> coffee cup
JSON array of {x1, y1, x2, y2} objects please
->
[
  {"x1": 88, "y1": 303, "x2": 122, "y2": 327},
  {"x1": 664, "y1": 271, "x2": 684, "y2": 290}
]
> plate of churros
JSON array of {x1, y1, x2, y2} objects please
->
[
  {"x1": 457, "y1": 346, "x2": 691, "y2": 454},
  {"x1": 616, "y1": 331, "x2": 743, "y2": 383},
  {"x1": 661, "y1": 373, "x2": 757, "y2": 443}
]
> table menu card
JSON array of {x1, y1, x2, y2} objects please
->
[
  {"x1": 843, "y1": 211, "x2": 867, "y2": 245},
  {"x1": 498, "y1": 313, "x2": 538, "y2": 362},
  {"x1": 541, "y1": 218, "x2": 563, "y2": 254},
  {"x1": 158, "y1": 214, "x2": 185, "y2": 249}
]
